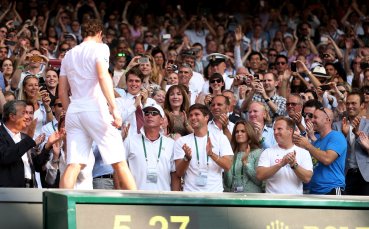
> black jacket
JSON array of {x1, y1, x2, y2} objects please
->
[{"x1": 0, "y1": 124, "x2": 36, "y2": 187}]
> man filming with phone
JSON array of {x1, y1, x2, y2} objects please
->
[{"x1": 241, "y1": 72, "x2": 287, "y2": 122}]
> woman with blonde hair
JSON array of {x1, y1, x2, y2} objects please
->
[
  {"x1": 17, "y1": 75, "x2": 53, "y2": 136},
  {"x1": 224, "y1": 120, "x2": 263, "y2": 193}
]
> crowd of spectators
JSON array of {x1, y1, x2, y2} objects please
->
[{"x1": 0, "y1": 0, "x2": 369, "y2": 195}]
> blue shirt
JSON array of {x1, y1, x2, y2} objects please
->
[
  {"x1": 262, "y1": 125, "x2": 276, "y2": 149},
  {"x1": 309, "y1": 130, "x2": 347, "y2": 194},
  {"x1": 92, "y1": 144, "x2": 114, "y2": 178}
]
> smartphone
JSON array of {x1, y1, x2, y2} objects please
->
[
  {"x1": 291, "y1": 62, "x2": 297, "y2": 72},
  {"x1": 49, "y1": 59, "x2": 62, "y2": 69},
  {"x1": 138, "y1": 57, "x2": 149, "y2": 64},
  {"x1": 162, "y1": 34, "x2": 171, "y2": 40},
  {"x1": 320, "y1": 84, "x2": 331, "y2": 91},
  {"x1": 254, "y1": 73, "x2": 260, "y2": 80},
  {"x1": 320, "y1": 36, "x2": 328, "y2": 43}
]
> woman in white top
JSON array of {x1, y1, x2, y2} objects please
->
[{"x1": 17, "y1": 75, "x2": 53, "y2": 137}]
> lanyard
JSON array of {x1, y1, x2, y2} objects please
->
[
  {"x1": 141, "y1": 135, "x2": 162, "y2": 163},
  {"x1": 232, "y1": 152, "x2": 244, "y2": 177},
  {"x1": 194, "y1": 132, "x2": 209, "y2": 167},
  {"x1": 51, "y1": 120, "x2": 57, "y2": 131}
]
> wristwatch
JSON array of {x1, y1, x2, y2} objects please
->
[
  {"x1": 183, "y1": 155, "x2": 191, "y2": 162},
  {"x1": 291, "y1": 163, "x2": 299, "y2": 170},
  {"x1": 264, "y1": 98, "x2": 271, "y2": 103}
]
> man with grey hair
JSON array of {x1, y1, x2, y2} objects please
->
[
  {"x1": 286, "y1": 93, "x2": 306, "y2": 135},
  {"x1": 0, "y1": 100, "x2": 44, "y2": 187},
  {"x1": 178, "y1": 64, "x2": 198, "y2": 104}
]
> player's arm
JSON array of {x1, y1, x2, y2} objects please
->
[
  {"x1": 96, "y1": 61, "x2": 121, "y2": 127},
  {"x1": 58, "y1": 76, "x2": 70, "y2": 111},
  {"x1": 96, "y1": 61, "x2": 116, "y2": 110}
]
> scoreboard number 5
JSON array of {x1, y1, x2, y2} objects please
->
[{"x1": 114, "y1": 215, "x2": 190, "y2": 229}]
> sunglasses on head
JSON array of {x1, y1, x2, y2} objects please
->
[
  {"x1": 318, "y1": 107, "x2": 330, "y2": 120},
  {"x1": 144, "y1": 110, "x2": 160, "y2": 116},
  {"x1": 210, "y1": 79, "x2": 222, "y2": 84}
]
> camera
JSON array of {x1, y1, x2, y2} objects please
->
[
  {"x1": 162, "y1": 34, "x2": 171, "y2": 40},
  {"x1": 291, "y1": 62, "x2": 297, "y2": 72},
  {"x1": 171, "y1": 64, "x2": 178, "y2": 71},
  {"x1": 360, "y1": 62, "x2": 369, "y2": 70},
  {"x1": 138, "y1": 57, "x2": 149, "y2": 64},
  {"x1": 320, "y1": 84, "x2": 331, "y2": 91}
]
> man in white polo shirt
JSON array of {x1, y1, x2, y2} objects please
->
[
  {"x1": 174, "y1": 104, "x2": 233, "y2": 192},
  {"x1": 124, "y1": 101, "x2": 180, "y2": 191},
  {"x1": 256, "y1": 116, "x2": 313, "y2": 194}
]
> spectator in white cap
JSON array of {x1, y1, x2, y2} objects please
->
[{"x1": 124, "y1": 101, "x2": 180, "y2": 191}]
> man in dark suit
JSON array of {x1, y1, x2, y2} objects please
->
[
  {"x1": 0, "y1": 100, "x2": 43, "y2": 187},
  {"x1": 332, "y1": 91, "x2": 369, "y2": 195},
  {"x1": 222, "y1": 90, "x2": 243, "y2": 124}
]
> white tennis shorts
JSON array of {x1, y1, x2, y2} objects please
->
[{"x1": 66, "y1": 109, "x2": 126, "y2": 165}]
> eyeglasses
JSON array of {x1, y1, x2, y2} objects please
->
[
  {"x1": 286, "y1": 102, "x2": 301, "y2": 107},
  {"x1": 144, "y1": 110, "x2": 160, "y2": 116},
  {"x1": 55, "y1": 103, "x2": 63, "y2": 108},
  {"x1": 178, "y1": 70, "x2": 190, "y2": 74},
  {"x1": 210, "y1": 79, "x2": 222, "y2": 84},
  {"x1": 275, "y1": 62, "x2": 286, "y2": 65},
  {"x1": 318, "y1": 107, "x2": 330, "y2": 120},
  {"x1": 302, "y1": 112, "x2": 313, "y2": 119}
]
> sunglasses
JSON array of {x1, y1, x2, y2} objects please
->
[
  {"x1": 144, "y1": 110, "x2": 160, "y2": 116},
  {"x1": 302, "y1": 112, "x2": 313, "y2": 119},
  {"x1": 145, "y1": 34, "x2": 153, "y2": 38},
  {"x1": 60, "y1": 48, "x2": 69, "y2": 52},
  {"x1": 275, "y1": 62, "x2": 286, "y2": 65},
  {"x1": 55, "y1": 103, "x2": 63, "y2": 108},
  {"x1": 210, "y1": 79, "x2": 223, "y2": 84},
  {"x1": 49, "y1": 41, "x2": 57, "y2": 45},
  {"x1": 339, "y1": 90, "x2": 346, "y2": 94},
  {"x1": 287, "y1": 102, "x2": 301, "y2": 107}
]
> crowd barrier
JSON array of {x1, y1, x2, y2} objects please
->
[{"x1": 0, "y1": 188, "x2": 369, "y2": 229}]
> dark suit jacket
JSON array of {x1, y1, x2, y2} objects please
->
[
  {"x1": 229, "y1": 112, "x2": 243, "y2": 124},
  {"x1": 333, "y1": 118, "x2": 369, "y2": 182},
  {"x1": 0, "y1": 124, "x2": 36, "y2": 187}
]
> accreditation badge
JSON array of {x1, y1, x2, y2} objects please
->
[
  {"x1": 195, "y1": 170, "x2": 208, "y2": 186},
  {"x1": 146, "y1": 167, "x2": 158, "y2": 183}
]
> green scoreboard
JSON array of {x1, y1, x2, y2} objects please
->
[{"x1": 43, "y1": 191, "x2": 369, "y2": 229}]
